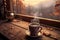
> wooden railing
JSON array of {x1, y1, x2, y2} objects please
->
[{"x1": 15, "y1": 14, "x2": 60, "y2": 27}]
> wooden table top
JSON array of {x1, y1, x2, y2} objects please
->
[{"x1": 0, "y1": 19, "x2": 60, "y2": 40}]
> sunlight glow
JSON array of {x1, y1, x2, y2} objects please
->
[{"x1": 23, "y1": 0, "x2": 56, "y2": 7}]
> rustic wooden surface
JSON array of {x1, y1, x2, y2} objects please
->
[{"x1": 0, "y1": 19, "x2": 60, "y2": 40}]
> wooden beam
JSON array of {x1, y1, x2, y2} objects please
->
[{"x1": 15, "y1": 14, "x2": 60, "y2": 28}]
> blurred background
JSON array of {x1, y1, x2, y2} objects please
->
[{"x1": 7, "y1": 0, "x2": 60, "y2": 20}]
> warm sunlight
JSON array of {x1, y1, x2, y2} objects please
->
[
  {"x1": 23, "y1": 0, "x2": 40, "y2": 6},
  {"x1": 23, "y1": 0, "x2": 56, "y2": 7}
]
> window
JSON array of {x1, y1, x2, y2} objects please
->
[{"x1": 11, "y1": 0, "x2": 60, "y2": 20}]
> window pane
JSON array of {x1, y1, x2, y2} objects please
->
[{"x1": 11, "y1": 0, "x2": 60, "y2": 20}]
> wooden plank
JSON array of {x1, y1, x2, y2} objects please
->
[{"x1": 15, "y1": 14, "x2": 60, "y2": 27}]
